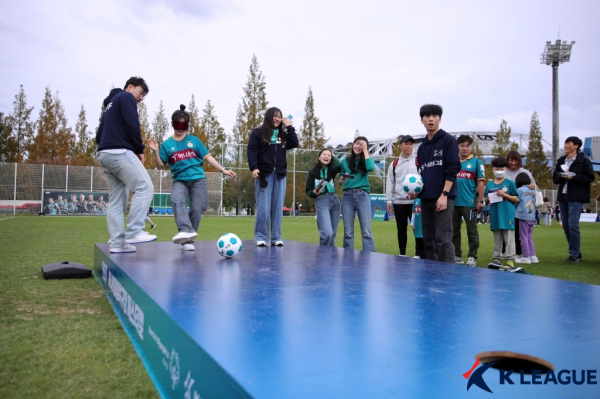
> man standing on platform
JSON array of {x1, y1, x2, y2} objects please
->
[
  {"x1": 452, "y1": 135, "x2": 485, "y2": 266},
  {"x1": 552, "y1": 136, "x2": 595, "y2": 263},
  {"x1": 96, "y1": 77, "x2": 157, "y2": 253},
  {"x1": 386, "y1": 135, "x2": 419, "y2": 257},
  {"x1": 414, "y1": 104, "x2": 461, "y2": 263}
]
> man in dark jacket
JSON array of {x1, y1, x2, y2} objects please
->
[
  {"x1": 415, "y1": 104, "x2": 461, "y2": 263},
  {"x1": 552, "y1": 136, "x2": 595, "y2": 263},
  {"x1": 96, "y1": 77, "x2": 156, "y2": 253}
]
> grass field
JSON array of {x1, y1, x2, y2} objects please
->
[{"x1": 1, "y1": 215, "x2": 599, "y2": 398}]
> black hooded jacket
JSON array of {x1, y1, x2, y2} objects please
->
[
  {"x1": 552, "y1": 153, "x2": 595, "y2": 203},
  {"x1": 95, "y1": 89, "x2": 145, "y2": 154}
]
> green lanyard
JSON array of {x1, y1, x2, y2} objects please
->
[
  {"x1": 320, "y1": 167, "x2": 328, "y2": 193},
  {"x1": 271, "y1": 129, "x2": 278, "y2": 144}
]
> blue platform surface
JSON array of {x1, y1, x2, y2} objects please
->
[{"x1": 94, "y1": 241, "x2": 600, "y2": 398}]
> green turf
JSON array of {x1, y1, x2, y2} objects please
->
[{"x1": 0, "y1": 215, "x2": 598, "y2": 398}]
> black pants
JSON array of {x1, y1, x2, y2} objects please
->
[
  {"x1": 421, "y1": 198, "x2": 455, "y2": 263},
  {"x1": 415, "y1": 237, "x2": 425, "y2": 259},
  {"x1": 393, "y1": 203, "x2": 413, "y2": 255}
]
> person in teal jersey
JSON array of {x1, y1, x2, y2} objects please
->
[
  {"x1": 149, "y1": 105, "x2": 236, "y2": 251},
  {"x1": 411, "y1": 198, "x2": 425, "y2": 259},
  {"x1": 484, "y1": 157, "x2": 519, "y2": 268},
  {"x1": 306, "y1": 149, "x2": 342, "y2": 246},
  {"x1": 452, "y1": 135, "x2": 485, "y2": 266},
  {"x1": 514, "y1": 172, "x2": 538, "y2": 265},
  {"x1": 339, "y1": 136, "x2": 375, "y2": 251}
]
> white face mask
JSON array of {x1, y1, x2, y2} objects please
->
[{"x1": 494, "y1": 170, "x2": 505, "y2": 178}]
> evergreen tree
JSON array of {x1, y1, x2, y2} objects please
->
[
  {"x1": 27, "y1": 88, "x2": 73, "y2": 164},
  {"x1": 70, "y1": 104, "x2": 96, "y2": 166},
  {"x1": 152, "y1": 101, "x2": 169, "y2": 147},
  {"x1": 527, "y1": 111, "x2": 550, "y2": 188},
  {"x1": 138, "y1": 102, "x2": 155, "y2": 169},
  {"x1": 230, "y1": 55, "x2": 268, "y2": 145},
  {"x1": 188, "y1": 94, "x2": 206, "y2": 144},
  {"x1": 491, "y1": 119, "x2": 518, "y2": 159},
  {"x1": 9, "y1": 84, "x2": 35, "y2": 162},
  {"x1": 0, "y1": 112, "x2": 16, "y2": 162},
  {"x1": 298, "y1": 86, "x2": 328, "y2": 150},
  {"x1": 198, "y1": 100, "x2": 226, "y2": 171},
  {"x1": 472, "y1": 132, "x2": 492, "y2": 181}
]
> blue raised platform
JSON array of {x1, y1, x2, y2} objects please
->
[{"x1": 94, "y1": 241, "x2": 600, "y2": 398}]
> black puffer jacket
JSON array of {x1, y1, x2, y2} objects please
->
[{"x1": 247, "y1": 126, "x2": 299, "y2": 177}]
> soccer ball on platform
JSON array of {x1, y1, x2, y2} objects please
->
[
  {"x1": 402, "y1": 174, "x2": 424, "y2": 195},
  {"x1": 217, "y1": 233, "x2": 242, "y2": 258}
]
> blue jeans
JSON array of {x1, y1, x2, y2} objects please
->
[
  {"x1": 254, "y1": 173, "x2": 286, "y2": 243},
  {"x1": 172, "y1": 178, "x2": 207, "y2": 234},
  {"x1": 315, "y1": 193, "x2": 341, "y2": 246},
  {"x1": 98, "y1": 151, "x2": 153, "y2": 248},
  {"x1": 559, "y1": 201, "x2": 583, "y2": 257},
  {"x1": 341, "y1": 189, "x2": 375, "y2": 251}
]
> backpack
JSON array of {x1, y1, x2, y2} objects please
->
[{"x1": 392, "y1": 158, "x2": 399, "y2": 179}]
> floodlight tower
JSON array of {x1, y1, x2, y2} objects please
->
[{"x1": 540, "y1": 39, "x2": 575, "y2": 168}]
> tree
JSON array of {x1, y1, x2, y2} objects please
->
[
  {"x1": 298, "y1": 86, "x2": 328, "y2": 150},
  {"x1": 0, "y1": 112, "x2": 16, "y2": 162},
  {"x1": 230, "y1": 55, "x2": 268, "y2": 145},
  {"x1": 472, "y1": 132, "x2": 493, "y2": 182},
  {"x1": 70, "y1": 104, "x2": 96, "y2": 166},
  {"x1": 491, "y1": 119, "x2": 518, "y2": 159},
  {"x1": 152, "y1": 101, "x2": 169, "y2": 147},
  {"x1": 187, "y1": 94, "x2": 206, "y2": 144},
  {"x1": 138, "y1": 102, "x2": 155, "y2": 169},
  {"x1": 27, "y1": 88, "x2": 73, "y2": 165},
  {"x1": 527, "y1": 111, "x2": 550, "y2": 188},
  {"x1": 198, "y1": 100, "x2": 226, "y2": 171},
  {"x1": 9, "y1": 84, "x2": 35, "y2": 162}
]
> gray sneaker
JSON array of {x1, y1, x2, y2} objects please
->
[
  {"x1": 466, "y1": 257, "x2": 477, "y2": 267},
  {"x1": 455, "y1": 256, "x2": 464, "y2": 264},
  {"x1": 110, "y1": 244, "x2": 137, "y2": 253}
]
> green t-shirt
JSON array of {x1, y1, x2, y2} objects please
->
[
  {"x1": 159, "y1": 135, "x2": 210, "y2": 181},
  {"x1": 484, "y1": 178, "x2": 518, "y2": 230},
  {"x1": 341, "y1": 158, "x2": 375, "y2": 192},
  {"x1": 455, "y1": 156, "x2": 485, "y2": 207}
]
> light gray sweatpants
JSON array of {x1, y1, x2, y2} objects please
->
[{"x1": 493, "y1": 229, "x2": 515, "y2": 263}]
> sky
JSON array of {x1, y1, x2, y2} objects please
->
[{"x1": 1, "y1": 0, "x2": 599, "y2": 150}]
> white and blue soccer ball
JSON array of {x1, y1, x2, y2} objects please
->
[
  {"x1": 217, "y1": 233, "x2": 242, "y2": 258},
  {"x1": 402, "y1": 173, "x2": 424, "y2": 195}
]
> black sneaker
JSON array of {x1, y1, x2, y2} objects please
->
[
  {"x1": 578, "y1": 253, "x2": 582, "y2": 260},
  {"x1": 566, "y1": 255, "x2": 580, "y2": 263}
]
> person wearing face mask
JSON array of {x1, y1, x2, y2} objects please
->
[
  {"x1": 306, "y1": 149, "x2": 342, "y2": 246},
  {"x1": 484, "y1": 157, "x2": 519, "y2": 269},
  {"x1": 247, "y1": 107, "x2": 299, "y2": 247},
  {"x1": 339, "y1": 136, "x2": 376, "y2": 251},
  {"x1": 149, "y1": 105, "x2": 236, "y2": 251}
]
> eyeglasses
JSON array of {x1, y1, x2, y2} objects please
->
[{"x1": 136, "y1": 87, "x2": 146, "y2": 100}]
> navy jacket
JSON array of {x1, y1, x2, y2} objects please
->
[
  {"x1": 95, "y1": 89, "x2": 145, "y2": 154},
  {"x1": 416, "y1": 129, "x2": 461, "y2": 200},
  {"x1": 552, "y1": 153, "x2": 595, "y2": 203},
  {"x1": 247, "y1": 126, "x2": 299, "y2": 177}
]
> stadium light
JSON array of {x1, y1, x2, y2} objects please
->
[{"x1": 540, "y1": 39, "x2": 575, "y2": 170}]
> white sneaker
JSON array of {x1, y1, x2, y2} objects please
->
[
  {"x1": 515, "y1": 255, "x2": 522, "y2": 261},
  {"x1": 180, "y1": 243, "x2": 195, "y2": 251},
  {"x1": 110, "y1": 244, "x2": 137, "y2": 253},
  {"x1": 515, "y1": 256, "x2": 531, "y2": 264},
  {"x1": 413, "y1": 256, "x2": 420, "y2": 259},
  {"x1": 455, "y1": 256, "x2": 464, "y2": 264},
  {"x1": 530, "y1": 256, "x2": 539, "y2": 264},
  {"x1": 256, "y1": 241, "x2": 267, "y2": 247},
  {"x1": 466, "y1": 257, "x2": 477, "y2": 267},
  {"x1": 126, "y1": 231, "x2": 157, "y2": 244},
  {"x1": 273, "y1": 240, "x2": 283, "y2": 246},
  {"x1": 399, "y1": 254, "x2": 407, "y2": 257},
  {"x1": 172, "y1": 231, "x2": 198, "y2": 244}
]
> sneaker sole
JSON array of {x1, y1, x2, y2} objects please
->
[
  {"x1": 126, "y1": 236, "x2": 157, "y2": 244},
  {"x1": 110, "y1": 247, "x2": 137, "y2": 253},
  {"x1": 172, "y1": 233, "x2": 198, "y2": 244}
]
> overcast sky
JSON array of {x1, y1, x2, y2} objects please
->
[{"x1": 1, "y1": 0, "x2": 598, "y2": 150}]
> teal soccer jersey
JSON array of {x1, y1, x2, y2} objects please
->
[
  {"x1": 159, "y1": 135, "x2": 210, "y2": 182},
  {"x1": 455, "y1": 156, "x2": 485, "y2": 207},
  {"x1": 412, "y1": 198, "x2": 423, "y2": 238},
  {"x1": 484, "y1": 178, "x2": 518, "y2": 230}
]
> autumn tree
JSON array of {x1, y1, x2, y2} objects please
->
[
  {"x1": 298, "y1": 86, "x2": 328, "y2": 150},
  {"x1": 0, "y1": 112, "x2": 16, "y2": 162},
  {"x1": 196, "y1": 100, "x2": 226, "y2": 172},
  {"x1": 187, "y1": 94, "x2": 206, "y2": 145},
  {"x1": 527, "y1": 111, "x2": 550, "y2": 188},
  {"x1": 230, "y1": 55, "x2": 268, "y2": 145},
  {"x1": 491, "y1": 119, "x2": 519, "y2": 159},
  {"x1": 9, "y1": 85, "x2": 35, "y2": 162},
  {"x1": 152, "y1": 101, "x2": 169, "y2": 147},
  {"x1": 70, "y1": 104, "x2": 96, "y2": 166},
  {"x1": 27, "y1": 87, "x2": 73, "y2": 165},
  {"x1": 138, "y1": 102, "x2": 155, "y2": 169}
]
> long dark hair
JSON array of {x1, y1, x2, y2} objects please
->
[
  {"x1": 348, "y1": 136, "x2": 369, "y2": 174},
  {"x1": 259, "y1": 107, "x2": 287, "y2": 145},
  {"x1": 311, "y1": 149, "x2": 334, "y2": 179}
]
